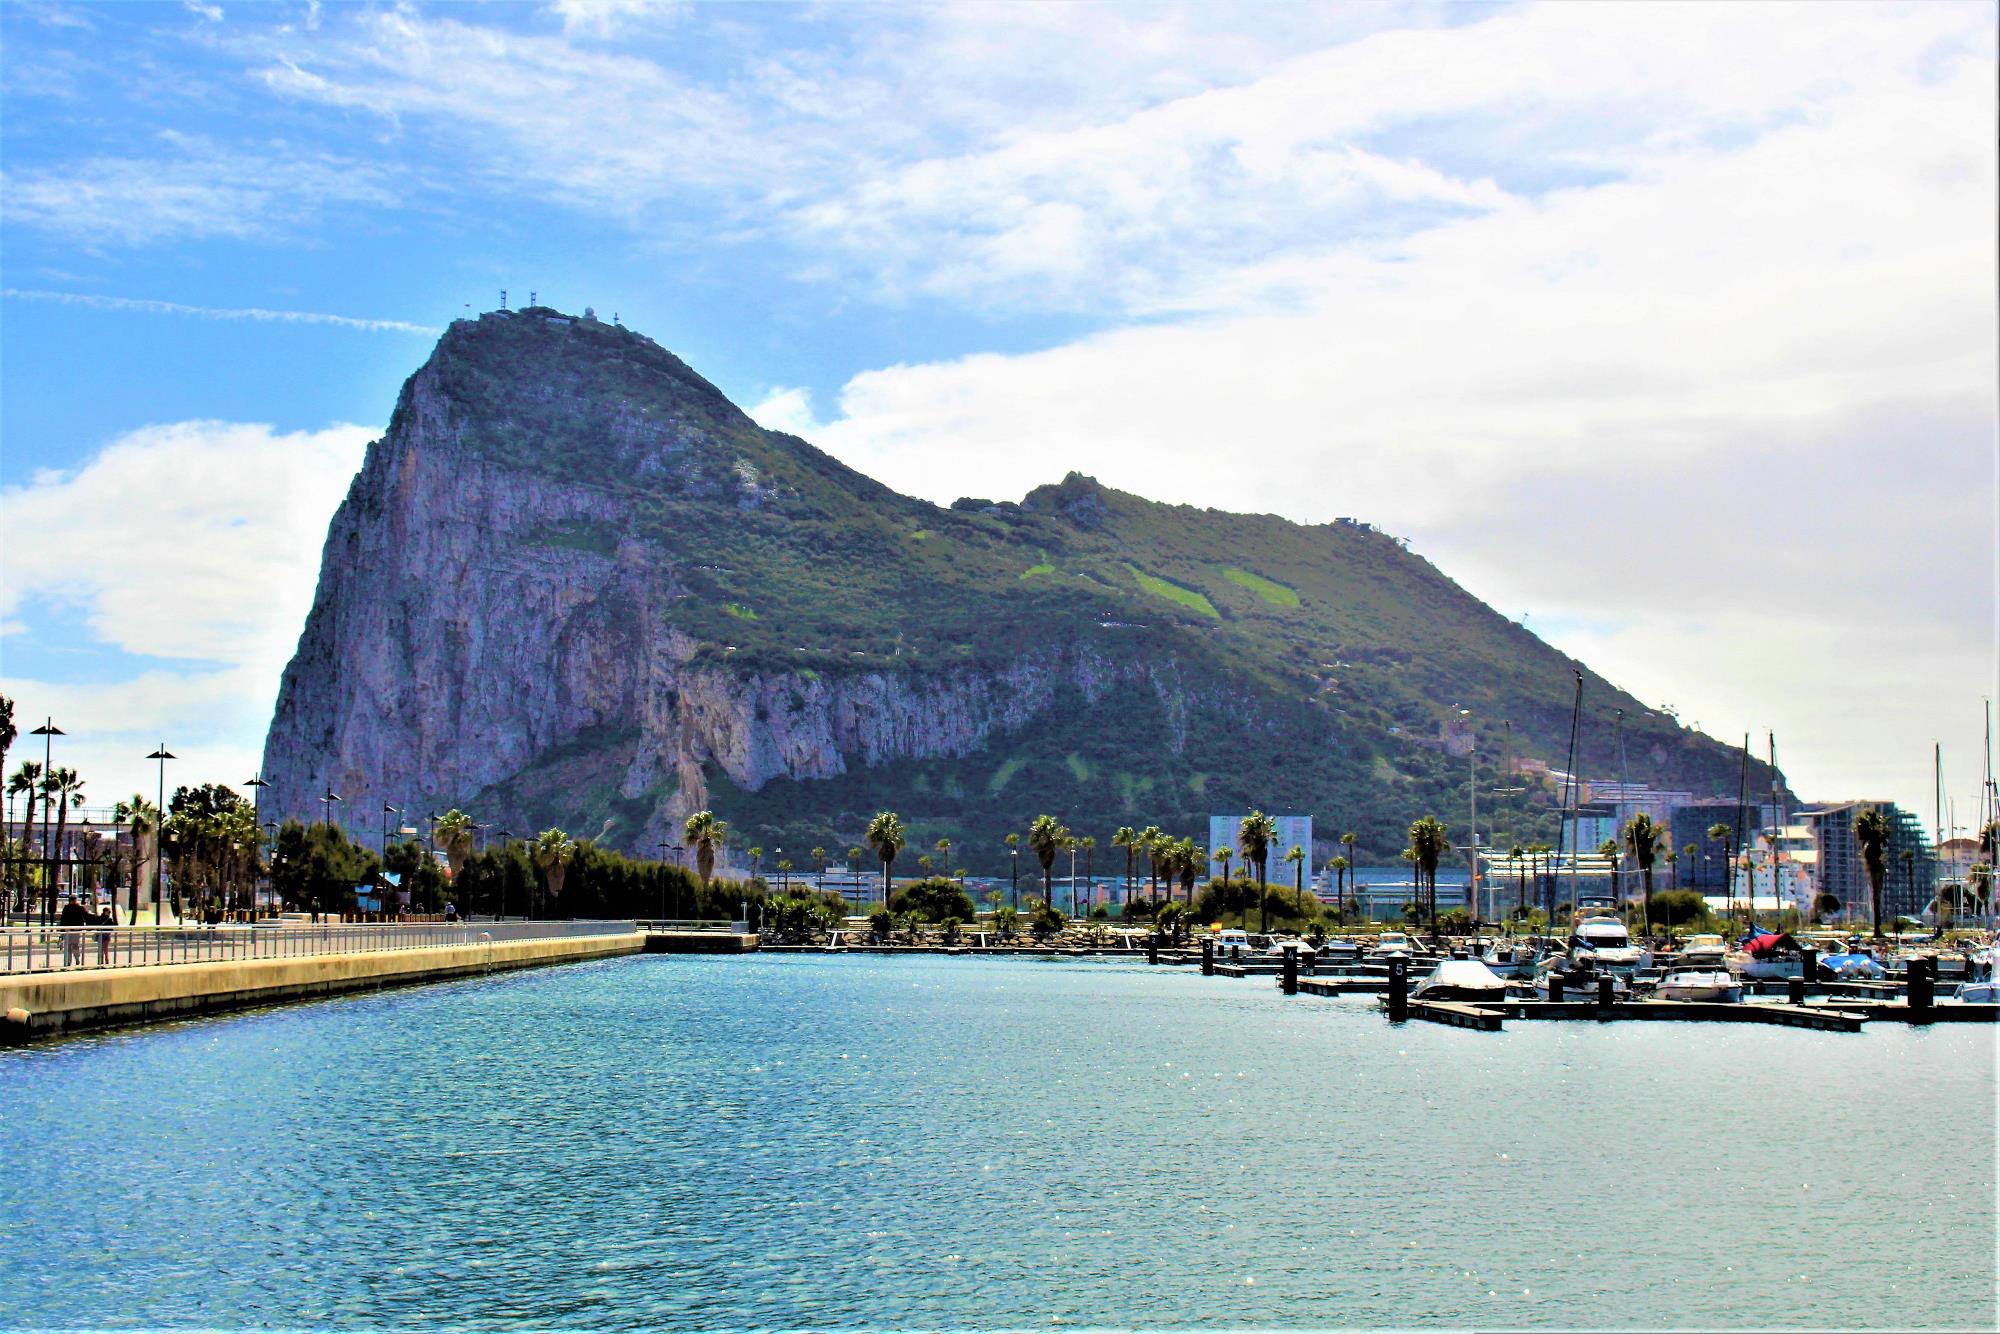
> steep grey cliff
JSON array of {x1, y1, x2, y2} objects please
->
[{"x1": 264, "y1": 306, "x2": 1779, "y2": 863}]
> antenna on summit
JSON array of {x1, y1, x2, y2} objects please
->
[
  {"x1": 499, "y1": 289, "x2": 508, "y2": 310},
  {"x1": 529, "y1": 290, "x2": 538, "y2": 306}
]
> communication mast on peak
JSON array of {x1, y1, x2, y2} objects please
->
[
  {"x1": 529, "y1": 290, "x2": 538, "y2": 306},
  {"x1": 499, "y1": 289, "x2": 508, "y2": 310}
]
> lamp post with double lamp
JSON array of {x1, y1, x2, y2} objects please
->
[
  {"x1": 242, "y1": 776, "x2": 269, "y2": 917},
  {"x1": 31, "y1": 719, "x2": 64, "y2": 921},
  {"x1": 318, "y1": 788, "x2": 342, "y2": 922},
  {"x1": 146, "y1": 744, "x2": 174, "y2": 924}
]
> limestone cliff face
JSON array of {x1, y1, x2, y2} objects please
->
[
  {"x1": 265, "y1": 305, "x2": 1777, "y2": 863},
  {"x1": 261, "y1": 310, "x2": 1222, "y2": 852}
]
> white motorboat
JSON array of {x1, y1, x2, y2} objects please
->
[
  {"x1": 1675, "y1": 934, "x2": 1728, "y2": 967},
  {"x1": 1411, "y1": 958, "x2": 1509, "y2": 1003},
  {"x1": 1569, "y1": 915, "x2": 1649, "y2": 975},
  {"x1": 1951, "y1": 979, "x2": 1999, "y2": 1003},
  {"x1": 1655, "y1": 969, "x2": 1743, "y2": 1003},
  {"x1": 1370, "y1": 931, "x2": 1415, "y2": 959}
]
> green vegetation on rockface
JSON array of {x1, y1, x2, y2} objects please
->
[{"x1": 357, "y1": 307, "x2": 1786, "y2": 865}]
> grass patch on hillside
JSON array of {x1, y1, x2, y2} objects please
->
[
  {"x1": 1224, "y1": 567, "x2": 1301, "y2": 607},
  {"x1": 721, "y1": 602, "x2": 759, "y2": 620},
  {"x1": 1065, "y1": 753, "x2": 1092, "y2": 782},
  {"x1": 1021, "y1": 562, "x2": 1056, "y2": 579},
  {"x1": 988, "y1": 755, "x2": 1028, "y2": 795},
  {"x1": 1125, "y1": 564, "x2": 1219, "y2": 618}
]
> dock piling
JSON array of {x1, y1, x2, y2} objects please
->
[
  {"x1": 1387, "y1": 957, "x2": 1409, "y2": 1022},
  {"x1": 1909, "y1": 956, "x2": 1935, "y2": 1016},
  {"x1": 1596, "y1": 975, "x2": 1614, "y2": 1016},
  {"x1": 1280, "y1": 948, "x2": 1298, "y2": 996},
  {"x1": 1201, "y1": 938, "x2": 1214, "y2": 977},
  {"x1": 1800, "y1": 947, "x2": 1816, "y2": 997},
  {"x1": 1787, "y1": 975, "x2": 1805, "y2": 1007},
  {"x1": 1147, "y1": 934, "x2": 1159, "y2": 966}
]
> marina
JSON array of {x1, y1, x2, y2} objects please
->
[{"x1": 1, "y1": 952, "x2": 1991, "y2": 1331}]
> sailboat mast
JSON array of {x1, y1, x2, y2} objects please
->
[
  {"x1": 1736, "y1": 736, "x2": 1750, "y2": 928},
  {"x1": 1560, "y1": 670, "x2": 1583, "y2": 924},
  {"x1": 1768, "y1": 731, "x2": 1783, "y2": 922}
]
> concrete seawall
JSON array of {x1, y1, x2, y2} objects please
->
[{"x1": 1, "y1": 931, "x2": 648, "y2": 1043}]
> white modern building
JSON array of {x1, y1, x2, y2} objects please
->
[{"x1": 1207, "y1": 813, "x2": 1312, "y2": 879}]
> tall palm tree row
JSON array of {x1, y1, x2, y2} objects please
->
[
  {"x1": 1112, "y1": 826, "x2": 1137, "y2": 910},
  {"x1": 1237, "y1": 814, "x2": 1276, "y2": 932},
  {"x1": 45, "y1": 766, "x2": 84, "y2": 917},
  {"x1": 1406, "y1": 816, "x2": 1449, "y2": 937},
  {"x1": 1026, "y1": 814, "x2": 1067, "y2": 904}
]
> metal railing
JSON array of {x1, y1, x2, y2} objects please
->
[
  {"x1": 635, "y1": 919, "x2": 738, "y2": 932},
  {"x1": 0, "y1": 919, "x2": 638, "y2": 976}
]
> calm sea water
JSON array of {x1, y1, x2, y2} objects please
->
[{"x1": 1, "y1": 955, "x2": 1992, "y2": 1331}]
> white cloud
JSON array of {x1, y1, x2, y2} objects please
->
[
  {"x1": 792, "y1": 31, "x2": 1997, "y2": 815},
  {"x1": 546, "y1": 0, "x2": 681, "y2": 40},
  {"x1": 3, "y1": 288, "x2": 439, "y2": 334},
  {"x1": 0, "y1": 135, "x2": 397, "y2": 246},
  {"x1": 2, "y1": 421, "x2": 372, "y2": 800},
  {"x1": 746, "y1": 385, "x2": 823, "y2": 439}
]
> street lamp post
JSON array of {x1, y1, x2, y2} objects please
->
[
  {"x1": 318, "y1": 788, "x2": 342, "y2": 922},
  {"x1": 146, "y1": 744, "x2": 174, "y2": 925},
  {"x1": 31, "y1": 719, "x2": 64, "y2": 921},
  {"x1": 243, "y1": 776, "x2": 269, "y2": 917},
  {"x1": 668, "y1": 840, "x2": 684, "y2": 924}
]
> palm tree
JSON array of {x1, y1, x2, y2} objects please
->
[
  {"x1": 811, "y1": 846, "x2": 827, "y2": 892},
  {"x1": 0, "y1": 695, "x2": 14, "y2": 784},
  {"x1": 1622, "y1": 813, "x2": 1666, "y2": 944},
  {"x1": 115, "y1": 794, "x2": 160, "y2": 925},
  {"x1": 1112, "y1": 825, "x2": 1137, "y2": 911},
  {"x1": 1407, "y1": 816, "x2": 1450, "y2": 938},
  {"x1": 1283, "y1": 843, "x2": 1305, "y2": 916},
  {"x1": 1212, "y1": 846, "x2": 1234, "y2": 918},
  {"x1": 1508, "y1": 844, "x2": 1526, "y2": 915},
  {"x1": 1853, "y1": 806, "x2": 1890, "y2": 941},
  {"x1": 1174, "y1": 836, "x2": 1200, "y2": 904},
  {"x1": 865, "y1": 810, "x2": 906, "y2": 903},
  {"x1": 934, "y1": 836, "x2": 952, "y2": 877},
  {"x1": 1138, "y1": 824, "x2": 1164, "y2": 902},
  {"x1": 530, "y1": 828, "x2": 577, "y2": 917},
  {"x1": 1027, "y1": 814, "x2": 1067, "y2": 903},
  {"x1": 47, "y1": 767, "x2": 83, "y2": 914},
  {"x1": 9, "y1": 761, "x2": 43, "y2": 912},
  {"x1": 1237, "y1": 812, "x2": 1276, "y2": 931},
  {"x1": 433, "y1": 808, "x2": 476, "y2": 883},
  {"x1": 1079, "y1": 834, "x2": 1096, "y2": 906},
  {"x1": 1329, "y1": 854, "x2": 1351, "y2": 920},
  {"x1": 683, "y1": 810, "x2": 727, "y2": 888},
  {"x1": 747, "y1": 846, "x2": 764, "y2": 883}
]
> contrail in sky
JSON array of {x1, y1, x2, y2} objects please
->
[{"x1": 3, "y1": 288, "x2": 440, "y2": 334}]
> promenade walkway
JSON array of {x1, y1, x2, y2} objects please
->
[{"x1": 1, "y1": 919, "x2": 638, "y2": 976}]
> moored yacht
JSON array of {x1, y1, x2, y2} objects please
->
[{"x1": 1655, "y1": 969, "x2": 1743, "y2": 1003}]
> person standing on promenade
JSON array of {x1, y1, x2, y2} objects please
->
[
  {"x1": 93, "y1": 900, "x2": 113, "y2": 966},
  {"x1": 59, "y1": 895, "x2": 87, "y2": 966}
]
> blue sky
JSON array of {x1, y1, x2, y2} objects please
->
[{"x1": 2, "y1": 0, "x2": 1995, "y2": 827}]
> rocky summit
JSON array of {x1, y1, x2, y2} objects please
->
[{"x1": 263, "y1": 307, "x2": 1778, "y2": 865}]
